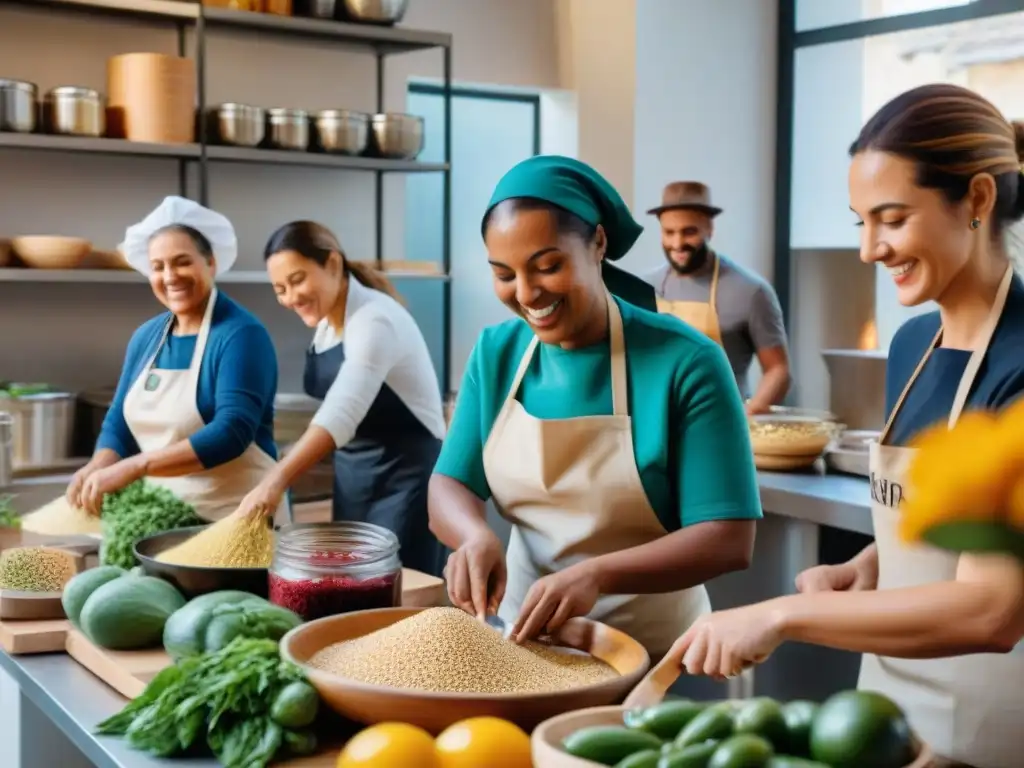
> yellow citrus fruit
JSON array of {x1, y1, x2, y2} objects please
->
[
  {"x1": 336, "y1": 722, "x2": 440, "y2": 768},
  {"x1": 435, "y1": 717, "x2": 532, "y2": 768}
]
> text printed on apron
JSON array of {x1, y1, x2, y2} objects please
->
[
  {"x1": 122, "y1": 290, "x2": 280, "y2": 522},
  {"x1": 858, "y1": 266, "x2": 1023, "y2": 768},
  {"x1": 656, "y1": 251, "x2": 723, "y2": 345},
  {"x1": 482, "y1": 294, "x2": 710, "y2": 658}
]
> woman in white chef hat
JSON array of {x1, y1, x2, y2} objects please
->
[{"x1": 66, "y1": 196, "x2": 282, "y2": 522}]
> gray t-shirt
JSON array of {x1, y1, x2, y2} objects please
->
[{"x1": 644, "y1": 254, "x2": 788, "y2": 398}]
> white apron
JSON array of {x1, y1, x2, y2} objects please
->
[
  {"x1": 858, "y1": 266, "x2": 1024, "y2": 768},
  {"x1": 123, "y1": 289, "x2": 282, "y2": 522},
  {"x1": 656, "y1": 251, "x2": 724, "y2": 345},
  {"x1": 483, "y1": 294, "x2": 710, "y2": 658}
]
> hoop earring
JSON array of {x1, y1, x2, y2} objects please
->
[{"x1": 970, "y1": 218, "x2": 981, "y2": 230}]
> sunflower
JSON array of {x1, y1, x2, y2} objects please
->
[{"x1": 900, "y1": 402, "x2": 1024, "y2": 561}]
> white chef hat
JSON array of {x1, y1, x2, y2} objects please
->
[{"x1": 120, "y1": 196, "x2": 238, "y2": 276}]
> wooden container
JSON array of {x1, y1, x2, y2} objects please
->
[
  {"x1": 532, "y1": 705, "x2": 937, "y2": 768},
  {"x1": 106, "y1": 53, "x2": 196, "y2": 144},
  {"x1": 280, "y1": 607, "x2": 651, "y2": 734}
]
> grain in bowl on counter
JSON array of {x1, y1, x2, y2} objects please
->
[
  {"x1": 0, "y1": 546, "x2": 79, "y2": 592},
  {"x1": 155, "y1": 514, "x2": 273, "y2": 568},
  {"x1": 307, "y1": 606, "x2": 619, "y2": 695}
]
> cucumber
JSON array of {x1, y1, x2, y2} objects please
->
[
  {"x1": 615, "y1": 749, "x2": 660, "y2": 768},
  {"x1": 563, "y1": 726, "x2": 664, "y2": 765},
  {"x1": 768, "y1": 758, "x2": 831, "y2": 768},
  {"x1": 709, "y1": 734, "x2": 774, "y2": 768},
  {"x1": 675, "y1": 707, "x2": 734, "y2": 748},
  {"x1": 162, "y1": 590, "x2": 266, "y2": 659},
  {"x1": 632, "y1": 700, "x2": 707, "y2": 740},
  {"x1": 79, "y1": 575, "x2": 185, "y2": 650},
  {"x1": 733, "y1": 699, "x2": 788, "y2": 751},
  {"x1": 658, "y1": 740, "x2": 719, "y2": 767},
  {"x1": 270, "y1": 681, "x2": 320, "y2": 729}
]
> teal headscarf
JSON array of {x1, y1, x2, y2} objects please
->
[{"x1": 482, "y1": 155, "x2": 657, "y2": 312}]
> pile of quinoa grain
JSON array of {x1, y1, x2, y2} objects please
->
[
  {"x1": 155, "y1": 514, "x2": 273, "y2": 568},
  {"x1": 0, "y1": 546, "x2": 79, "y2": 592},
  {"x1": 307, "y1": 607, "x2": 619, "y2": 694},
  {"x1": 20, "y1": 497, "x2": 101, "y2": 537}
]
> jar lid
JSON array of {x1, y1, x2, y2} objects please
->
[
  {"x1": 47, "y1": 86, "x2": 101, "y2": 100},
  {"x1": 0, "y1": 79, "x2": 36, "y2": 94}
]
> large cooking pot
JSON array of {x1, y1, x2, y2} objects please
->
[{"x1": 3, "y1": 392, "x2": 76, "y2": 468}]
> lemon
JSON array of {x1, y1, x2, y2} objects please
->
[
  {"x1": 435, "y1": 716, "x2": 532, "y2": 768},
  {"x1": 337, "y1": 722, "x2": 440, "y2": 768}
]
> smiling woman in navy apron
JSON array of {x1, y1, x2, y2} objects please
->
[
  {"x1": 233, "y1": 220, "x2": 448, "y2": 577},
  {"x1": 667, "y1": 84, "x2": 1024, "y2": 768}
]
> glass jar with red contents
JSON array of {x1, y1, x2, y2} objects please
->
[{"x1": 268, "y1": 522, "x2": 403, "y2": 622}]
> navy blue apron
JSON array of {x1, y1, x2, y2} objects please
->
[{"x1": 304, "y1": 342, "x2": 447, "y2": 578}]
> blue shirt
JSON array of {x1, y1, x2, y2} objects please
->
[
  {"x1": 434, "y1": 297, "x2": 762, "y2": 532},
  {"x1": 885, "y1": 274, "x2": 1024, "y2": 447},
  {"x1": 96, "y1": 292, "x2": 279, "y2": 468}
]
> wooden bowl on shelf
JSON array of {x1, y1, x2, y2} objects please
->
[
  {"x1": 11, "y1": 237, "x2": 91, "y2": 269},
  {"x1": 531, "y1": 705, "x2": 937, "y2": 768},
  {"x1": 280, "y1": 606, "x2": 651, "y2": 734}
]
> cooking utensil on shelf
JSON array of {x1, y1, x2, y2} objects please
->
[
  {"x1": 107, "y1": 53, "x2": 196, "y2": 144},
  {"x1": 342, "y1": 0, "x2": 408, "y2": 25},
  {"x1": 313, "y1": 109, "x2": 369, "y2": 155},
  {"x1": 10, "y1": 236, "x2": 91, "y2": 269},
  {"x1": 42, "y1": 87, "x2": 104, "y2": 137},
  {"x1": 266, "y1": 108, "x2": 309, "y2": 151},
  {"x1": 0, "y1": 79, "x2": 37, "y2": 133},
  {"x1": 206, "y1": 103, "x2": 265, "y2": 147},
  {"x1": 369, "y1": 112, "x2": 423, "y2": 159},
  {"x1": 294, "y1": 0, "x2": 337, "y2": 17},
  {"x1": 281, "y1": 607, "x2": 651, "y2": 733},
  {"x1": 3, "y1": 391, "x2": 77, "y2": 468}
]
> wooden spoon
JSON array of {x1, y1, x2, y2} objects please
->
[{"x1": 622, "y1": 651, "x2": 681, "y2": 710}]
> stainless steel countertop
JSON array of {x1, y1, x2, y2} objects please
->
[
  {"x1": 758, "y1": 468, "x2": 872, "y2": 536},
  {"x1": 0, "y1": 650, "x2": 221, "y2": 768}
]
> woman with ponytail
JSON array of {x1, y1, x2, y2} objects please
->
[
  {"x1": 668, "y1": 84, "x2": 1024, "y2": 768},
  {"x1": 234, "y1": 220, "x2": 447, "y2": 577}
]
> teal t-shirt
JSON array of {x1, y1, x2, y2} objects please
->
[{"x1": 434, "y1": 297, "x2": 763, "y2": 532}]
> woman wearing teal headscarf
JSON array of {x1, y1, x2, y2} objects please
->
[{"x1": 428, "y1": 156, "x2": 762, "y2": 657}]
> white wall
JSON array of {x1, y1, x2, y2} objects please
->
[
  {"x1": 0, "y1": 0, "x2": 560, "y2": 395},
  {"x1": 632, "y1": 0, "x2": 780, "y2": 279}
]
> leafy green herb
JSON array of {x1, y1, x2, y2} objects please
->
[
  {"x1": 99, "y1": 480, "x2": 202, "y2": 568},
  {"x1": 0, "y1": 495, "x2": 20, "y2": 530},
  {"x1": 96, "y1": 637, "x2": 317, "y2": 767}
]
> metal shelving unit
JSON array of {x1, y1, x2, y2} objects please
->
[{"x1": 0, "y1": 0, "x2": 454, "y2": 392}]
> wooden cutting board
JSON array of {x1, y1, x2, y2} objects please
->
[
  {"x1": 400, "y1": 567, "x2": 445, "y2": 608},
  {"x1": 0, "y1": 617, "x2": 71, "y2": 654},
  {"x1": 65, "y1": 629, "x2": 172, "y2": 699}
]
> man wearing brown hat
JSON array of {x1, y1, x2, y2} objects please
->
[{"x1": 645, "y1": 181, "x2": 791, "y2": 414}]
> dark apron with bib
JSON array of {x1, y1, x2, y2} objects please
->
[{"x1": 304, "y1": 342, "x2": 447, "y2": 577}]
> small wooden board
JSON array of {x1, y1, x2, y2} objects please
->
[
  {"x1": 401, "y1": 568, "x2": 445, "y2": 608},
  {"x1": 0, "y1": 617, "x2": 71, "y2": 654},
  {"x1": 65, "y1": 629, "x2": 172, "y2": 700}
]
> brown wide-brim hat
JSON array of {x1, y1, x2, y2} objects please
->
[{"x1": 646, "y1": 181, "x2": 723, "y2": 217}]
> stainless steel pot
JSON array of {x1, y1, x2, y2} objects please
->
[
  {"x1": 4, "y1": 392, "x2": 76, "y2": 468},
  {"x1": 370, "y1": 112, "x2": 423, "y2": 159},
  {"x1": 0, "y1": 413, "x2": 13, "y2": 488},
  {"x1": 0, "y1": 79, "x2": 37, "y2": 133},
  {"x1": 208, "y1": 102, "x2": 265, "y2": 147},
  {"x1": 43, "y1": 86, "x2": 104, "y2": 137},
  {"x1": 342, "y1": 0, "x2": 408, "y2": 24},
  {"x1": 267, "y1": 108, "x2": 309, "y2": 151},
  {"x1": 314, "y1": 109, "x2": 369, "y2": 155}
]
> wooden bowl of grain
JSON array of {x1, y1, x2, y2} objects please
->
[
  {"x1": 281, "y1": 606, "x2": 650, "y2": 734},
  {"x1": 531, "y1": 705, "x2": 937, "y2": 767}
]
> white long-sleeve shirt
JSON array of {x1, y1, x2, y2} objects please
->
[{"x1": 310, "y1": 275, "x2": 446, "y2": 447}]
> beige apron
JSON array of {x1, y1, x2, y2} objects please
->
[
  {"x1": 858, "y1": 266, "x2": 1023, "y2": 768},
  {"x1": 656, "y1": 251, "x2": 724, "y2": 345},
  {"x1": 123, "y1": 289, "x2": 282, "y2": 523},
  {"x1": 483, "y1": 294, "x2": 711, "y2": 658}
]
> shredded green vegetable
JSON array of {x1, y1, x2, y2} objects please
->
[
  {"x1": 0, "y1": 495, "x2": 20, "y2": 530},
  {"x1": 96, "y1": 637, "x2": 318, "y2": 767},
  {"x1": 99, "y1": 480, "x2": 202, "y2": 568}
]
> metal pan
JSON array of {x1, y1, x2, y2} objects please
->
[{"x1": 133, "y1": 525, "x2": 269, "y2": 600}]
